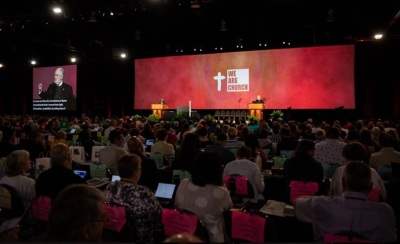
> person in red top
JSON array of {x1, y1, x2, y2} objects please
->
[{"x1": 164, "y1": 122, "x2": 178, "y2": 146}]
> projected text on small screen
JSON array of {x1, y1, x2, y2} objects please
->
[{"x1": 134, "y1": 45, "x2": 355, "y2": 110}]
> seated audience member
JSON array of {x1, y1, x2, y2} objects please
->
[
  {"x1": 244, "y1": 133, "x2": 268, "y2": 168},
  {"x1": 173, "y1": 132, "x2": 202, "y2": 172},
  {"x1": 50, "y1": 130, "x2": 68, "y2": 149},
  {"x1": 77, "y1": 125, "x2": 96, "y2": 161},
  {"x1": 294, "y1": 162, "x2": 398, "y2": 242},
  {"x1": 104, "y1": 154, "x2": 162, "y2": 242},
  {"x1": 369, "y1": 132, "x2": 400, "y2": 169},
  {"x1": 151, "y1": 129, "x2": 175, "y2": 157},
  {"x1": 258, "y1": 128, "x2": 273, "y2": 149},
  {"x1": 0, "y1": 127, "x2": 17, "y2": 157},
  {"x1": 47, "y1": 184, "x2": 106, "y2": 242},
  {"x1": 19, "y1": 131, "x2": 49, "y2": 162},
  {"x1": 225, "y1": 127, "x2": 243, "y2": 150},
  {"x1": 35, "y1": 144, "x2": 86, "y2": 200},
  {"x1": 127, "y1": 136, "x2": 161, "y2": 192},
  {"x1": 164, "y1": 233, "x2": 203, "y2": 243},
  {"x1": 283, "y1": 139, "x2": 325, "y2": 197},
  {"x1": 314, "y1": 126, "x2": 347, "y2": 166},
  {"x1": 99, "y1": 129, "x2": 128, "y2": 174},
  {"x1": 163, "y1": 122, "x2": 179, "y2": 147},
  {"x1": 276, "y1": 127, "x2": 298, "y2": 156},
  {"x1": 330, "y1": 142, "x2": 387, "y2": 201},
  {"x1": 204, "y1": 133, "x2": 235, "y2": 167},
  {"x1": 223, "y1": 145, "x2": 265, "y2": 201},
  {"x1": 174, "y1": 152, "x2": 232, "y2": 243},
  {"x1": 196, "y1": 126, "x2": 214, "y2": 149},
  {"x1": 0, "y1": 150, "x2": 35, "y2": 208}
]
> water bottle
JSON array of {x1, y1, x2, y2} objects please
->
[{"x1": 255, "y1": 152, "x2": 262, "y2": 171}]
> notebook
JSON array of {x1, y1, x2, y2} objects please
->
[
  {"x1": 73, "y1": 170, "x2": 87, "y2": 179},
  {"x1": 111, "y1": 175, "x2": 121, "y2": 182},
  {"x1": 154, "y1": 183, "x2": 176, "y2": 205}
]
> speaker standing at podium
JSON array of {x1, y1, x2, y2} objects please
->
[
  {"x1": 160, "y1": 98, "x2": 166, "y2": 105},
  {"x1": 252, "y1": 95, "x2": 264, "y2": 104}
]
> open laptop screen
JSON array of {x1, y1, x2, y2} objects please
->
[{"x1": 155, "y1": 183, "x2": 176, "y2": 202}]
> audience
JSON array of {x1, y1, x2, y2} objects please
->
[
  {"x1": 104, "y1": 154, "x2": 162, "y2": 242},
  {"x1": 47, "y1": 184, "x2": 106, "y2": 242},
  {"x1": 35, "y1": 143, "x2": 86, "y2": 200},
  {"x1": 151, "y1": 129, "x2": 175, "y2": 157},
  {"x1": 330, "y1": 142, "x2": 387, "y2": 200},
  {"x1": 314, "y1": 127, "x2": 347, "y2": 166},
  {"x1": 294, "y1": 161, "x2": 397, "y2": 242},
  {"x1": 283, "y1": 139, "x2": 325, "y2": 198},
  {"x1": 204, "y1": 133, "x2": 235, "y2": 167},
  {"x1": 223, "y1": 145, "x2": 265, "y2": 201},
  {"x1": 99, "y1": 129, "x2": 128, "y2": 174},
  {"x1": 127, "y1": 136, "x2": 161, "y2": 192},
  {"x1": 174, "y1": 151, "x2": 232, "y2": 242},
  {"x1": 370, "y1": 132, "x2": 400, "y2": 169},
  {"x1": 173, "y1": 132, "x2": 202, "y2": 172},
  {"x1": 0, "y1": 149, "x2": 35, "y2": 208}
]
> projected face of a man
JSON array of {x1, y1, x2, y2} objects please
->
[{"x1": 54, "y1": 68, "x2": 63, "y2": 85}]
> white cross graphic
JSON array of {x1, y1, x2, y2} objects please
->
[{"x1": 213, "y1": 71, "x2": 225, "y2": 91}]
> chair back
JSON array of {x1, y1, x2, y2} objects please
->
[
  {"x1": 162, "y1": 208, "x2": 210, "y2": 242},
  {"x1": 324, "y1": 233, "x2": 373, "y2": 243},
  {"x1": 224, "y1": 210, "x2": 277, "y2": 243},
  {"x1": 322, "y1": 163, "x2": 338, "y2": 179},
  {"x1": 289, "y1": 180, "x2": 318, "y2": 203},
  {"x1": 150, "y1": 152, "x2": 164, "y2": 168},
  {"x1": 0, "y1": 184, "x2": 25, "y2": 221},
  {"x1": 376, "y1": 165, "x2": 392, "y2": 182},
  {"x1": 224, "y1": 175, "x2": 254, "y2": 199},
  {"x1": 172, "y1": 169, "x2": 192, "y2": 185}
]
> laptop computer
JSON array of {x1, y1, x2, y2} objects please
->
[
  {"x1": 154, "y1": 182, "x2": 176, "y2": 206},
  {"x1": 69, "y1": 128, "x2": 77, "y2": 134},
  {"x1": 111, "y1": 175, "x2": 121, "y2": 182},
  {"x1": 73, "y1": 169, "x2": 88, "y2": 179},
  {"x1": 145, "y1": 139, "x2": 154, "y2": 146}
]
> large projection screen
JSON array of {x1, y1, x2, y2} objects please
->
[
  {"x1": 32, "y1": 64, "x2": 77, "y2": 112},
  {"x1": 134, "y1": 45, "x2": 355, "y2": 110}
]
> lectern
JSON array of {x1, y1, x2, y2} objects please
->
[
  {"x1": 151, "y1": 104, "x2": 169, "y2": 118},
  {"x1": 248, "y1": 103, "x2": 264, "y2": 120}
]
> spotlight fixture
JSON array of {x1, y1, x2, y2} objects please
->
[
  {"x1": 31, "y1": 60, "x2": 37, "y2": 65},
  {"x1": 53, "y1": 7, "x2": 62, "y2": 14},
  {"x1": 0, "y1": 63, "x2": 3, "y2": 68},
  {"x1": 120, "y1": 53, "x2": 127, "y2": 58},
  {"x1": 70, "y1": 57, "x2": 77, "y2": 63},
  {"x1": 374, "y1": 34, "x2": 383, "y2": 39}
]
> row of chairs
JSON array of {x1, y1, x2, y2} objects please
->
[{"x1": 214, "y1": 110, "x2": 248, "y2": 121}]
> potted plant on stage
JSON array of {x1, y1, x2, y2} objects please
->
[
  {"x1": 270, "y1": 110, "x2": 284, "y2": 121},
  {"x1": 147, "y1": 114, "x2": 160, "y2": 125}
]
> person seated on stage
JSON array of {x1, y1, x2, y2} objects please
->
[
  {"x1": 252, "y1": 95, "x2": 264, "y2": 104},
  {"x1": 294, "y1": 161, "x2": 397, "y2": 243}
]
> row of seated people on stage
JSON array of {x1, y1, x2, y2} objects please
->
[{"x1": 0, "y1": 114, "x2": 400, "y2": 242}]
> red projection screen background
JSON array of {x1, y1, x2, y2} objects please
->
[{"x1": 134, "y1": 45, "x2": 355, "y2": 110}]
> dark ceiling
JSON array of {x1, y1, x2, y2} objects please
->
[{"x1": 1, "y1": 0, "x2": 400, "y2": 65}]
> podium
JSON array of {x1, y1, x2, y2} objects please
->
[
  {"x1": 151, "y1": 104, "x2": 168, "y2": 118},
  {"x1": 248, "y1": 103, "x2": 264, "y2": 120}
]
